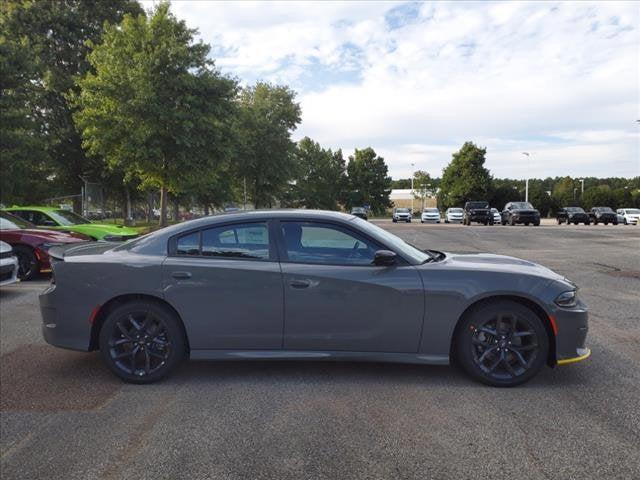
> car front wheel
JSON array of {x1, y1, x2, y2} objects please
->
[
  {"x1": 99, "y1": 300, "x2": 187, "y2": 384},
  {"x1": 454, "y1": 300, "x2": 549, "y2": 387},
  {"x1": 14, "y1": 245, "x2": 39, "y2": 281}
]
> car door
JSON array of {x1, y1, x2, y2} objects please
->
[
  {"x1": 277, "y1": 220, "x2": 424, "y2": 353},
  {"x1": 162, "y1": 221, "x2": 284, "y2": 350}
]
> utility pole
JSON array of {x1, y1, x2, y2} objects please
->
[
  {"x1": 521, "y1": 152, "x2": 530, "y2": 203},
  {"x1": 410, "y1": 163, "x2": 415, "y2": 215}
]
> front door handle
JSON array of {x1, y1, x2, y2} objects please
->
[
  {"x1": 289, "y1": 279, "x2": 311, "y2": 289},
  {"x1": 171, "y1": 271, "x2": 192, "y2": 279}
]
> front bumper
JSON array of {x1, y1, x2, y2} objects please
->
[
  {"x1": 0, "y1": 256, "x2": 19, "y2": 286},
  {"x1": 553, "y1": 301, "x2": 590, "y2": 365}
]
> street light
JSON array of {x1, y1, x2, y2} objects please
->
[
  {"x1": 577, "y1": 178, "x2": 585, "y2": 196},
  {"x1": 521, "y1": 152, "x2": 530, "y2": 203}
]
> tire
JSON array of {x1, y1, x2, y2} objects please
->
[
  {"x1": 573, "y1": 221, "x2": 578, "y2": 225},
  {"x1": 454, "y1": 300, "x2": 549, "y2": 387},
  {"x1": 604, "y1": 222, "x2": 608, "y2": 225},
  {"x1": 99, "y1": 300, "x2": 187, "y2": 384},
  {"x1": 534, "y1": 221, "x2": 540, "y2": 226},
  {"x1": 392, "y1": 219, "x2": 397, "y2": 223},
  {"x1": 594, "y1": 219, "x2": 598, "y2": 225},
  {"x1": 624, "y1": 218, "x2": 628, "y2": 225},
  {"x1": 524, "y1": 222, "x2": 529, "y2": 226},
  {"x1": 13, "y1": 245, "x2": 39, "y2": 281},
  {"x1": 483, "y1": 220, "x2": 488, "y2": 226},
  {"x1": 613, "y1": 220, "x2": 618, "y2": 225}
]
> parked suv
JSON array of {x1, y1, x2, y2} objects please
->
[
  {"x1": 557, "y1": 207, "x2": 590, "y2": 225},
  {"x1": 588, "y1": 207, "x2": 618, "y2": 225},
  {"x1": 420, "y1": 208, "x2": 440, "y2": 223},
  {"x1": 616, "y1": 208, "x2": 640, "y2": 225},
  {"x1": 392, "y1": 207, "x2": 412, "y2": 223},
  {"x1": 444, "y1": 207, "x2": 463, "y2": 223},
  {"x1": 350, "y1": 207, "x2": 368, "y2": 221},
  {"x1": 501, "y1": 202, "x2": 540, "y2": 226},
  {"x1": 463, "y1": 201, "x2": 493, "y2": 225}
]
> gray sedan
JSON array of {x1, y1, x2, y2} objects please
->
[{"x1": 40, "y1": 210, "x2": 590, "y2": 386}]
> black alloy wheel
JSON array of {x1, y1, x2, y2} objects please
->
[
  {"x1": 14, "y1": 245, "x2": 38, "y2": 281},
  {"x1": 99, "y1": 300, "x2": 186, "y2": 383},
  {"x1": 455, "y1": 300, "x2": 548, "y2": 387}
]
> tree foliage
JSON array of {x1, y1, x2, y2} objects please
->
[
  {"x1": 75, "y1": 2, "x2": 237, "y2": 225},
  {"x1": 1, "y1": 0, "x2": 143, "y2": 205},
  {"x1": 291, "y1": 137, "x2": 347, "y2": 210},
  {"x1": 345, "y1": 148, "x2": 392, "y2": 214},
  {"x1": 438, "y1": 142, "x2": 493, "y2": 209},
  {"x1": 234, "y1": 82, "x2": 301, "y2": 209}
]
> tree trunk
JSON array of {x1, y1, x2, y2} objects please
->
[
  {"x1": 125, "y1": 188, "x2": 132, "y2": 226},
  {"x1": 172, "y1": 196, "x2": 180, "y2": 222},
  {"x1": 159, "y1": 186, "x2": 168, "y2": 227}
]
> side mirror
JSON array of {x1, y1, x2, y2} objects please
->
[{"x1": 373, "y1": 250, "x2": 397, "y2": 266}]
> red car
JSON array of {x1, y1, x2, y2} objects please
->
[{"x1": 0, "y1": 211, "x2": 89, "y2": 280}]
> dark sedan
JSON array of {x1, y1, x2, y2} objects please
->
[
  {"x1": 0, "y1": 211, "x2": 89, "y2": 280},
  {"x1": 557, "y1": 207, "x2": 590, "y2": 225},
  {"x1": 40, "y1": 210, "x2": 590, "y2": 387}
]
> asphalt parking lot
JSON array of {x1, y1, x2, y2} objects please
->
[{"x1": 1, "y1": 222, "x2": 639, "y2": 480}]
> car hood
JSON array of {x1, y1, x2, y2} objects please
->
[{"x1": 434, "y1": 252, "x2": 567, "y2": 283}]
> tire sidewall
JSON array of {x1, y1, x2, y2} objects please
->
[
  {"x1": 99, "y1": 300, "x2": 186, "y2": 384},
  {"x1": 455, "y1": 300, "x2": 549, "y2": 387}
]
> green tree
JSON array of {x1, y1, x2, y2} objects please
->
[
  {"x1": 438, "y1": 141, "x2": 493, "y2": 208},
  {"x1": 75, "y1": 3, "x2": 237, "y2": 226},
  {"x1": 1, "y1": 0, "x2": 143, "y2": 208},
  {"x1": 292, "y1": 137, "x2": 346, "y2": 210},
  {"x1": 0, "y1": 19, "x2": 52, "y2": 205},
  {"x1": 235, "y1": 82, "x2": 301, "y2": 208},
  {"x1": 345, "y1": 147, "x2": 392, "y2": 215},
  {"x1": 412, "y1": 170, "x2": 432, "y2": 210},
  {"x1": 551, "y1": 176, "x2": 579, "y2": 207},
  {"x1": 527, "y1": 181, "x2": 556, "y2": 217},
  {"x1": 582, "y1": 185, "x2": 615, "y2": 210}
]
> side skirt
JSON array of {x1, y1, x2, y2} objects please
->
[{"x1": 189, "y1": 350, "x2": 450, "y2": 365}]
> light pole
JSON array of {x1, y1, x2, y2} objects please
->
[
  {"x1": 578, "y1": 178, "x2": 584, "y2": 196},
  {"x1": 521, "y1": 152, "x2": 530, "y2": 203},
  {"x1": 410, "y1": 163, "x2": 415, "y2": 214}
]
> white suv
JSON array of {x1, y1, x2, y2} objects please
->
[
  {"x1": 421, "y1": 208, "x2": 441, "y2": 223},
  {"x1": 617, "y1": 208, "x2": 640, "y2": 225},
  {"x1": 0, "y1": 241, "x2": 19, "y2": 287},
  {"x1": 392, "y1": 208, "x2": 412, "y2": 223}
]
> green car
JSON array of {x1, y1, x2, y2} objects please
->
[{"x1": 5, "y1": 206, "x2": 140, "y2": 241}]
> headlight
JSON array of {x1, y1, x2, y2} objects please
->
[{"x1": 555, "y1": 290, "x2": 578, "y2": 308}]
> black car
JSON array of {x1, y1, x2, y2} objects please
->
[
  {"x1": 501, "y1": 202, "x2": 540, "y2": 226},
  {"x1": 350, "y1": 207, "x2": 368, "y2": 221},
  {"x1": 557, "y1": 207, "x2": 590, "y2": 225},
  {"x1": 588, "y1": 207, "x2": 618, "y2": 225},
  {"x1": 463, "y1": 201, "x2": 493, "y2": 225}
]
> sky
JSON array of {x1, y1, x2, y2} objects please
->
[{"x1": 143, "y1": 1, "x2": 639, "y2": 180}]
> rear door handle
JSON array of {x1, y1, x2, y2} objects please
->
[
  {"x1": 289, "y1": 279, "x2": 311, "y2": 289},
  {"x1": 171, "y1": 271, "x2": 192, "y2": 279}
]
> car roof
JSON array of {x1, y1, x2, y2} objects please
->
[{"x1": 6, "y1": 206, "x2": 58, "y2": 212}]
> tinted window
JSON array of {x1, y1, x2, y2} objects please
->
[
  {"x1": 202, "y1": 223, "x2": 269, "y2": 259},
  {"x1": 176, "y1": 232, "x2": 200, "y2": 256},
  {"x1": 281, "y1": 222, "x2": 379, "y2": 265}
]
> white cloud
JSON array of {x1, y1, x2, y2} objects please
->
[{"x1": 146, "y1": 0, "x2": 640, "y2": 178}]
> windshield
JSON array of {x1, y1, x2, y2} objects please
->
[
  {"x1": 511, "y1": 202, "x2": 534, "y2": 209},
  {"x1": 352, "y1": 217, "x2": 430, "y2": 264},
  {"x1": 395, "y1": 208, "x2": 409, "y2": 213},
  {"x1": 448, "y1": 208, "x2": 463, "y2": 213},
  {"x1": 424, "y1": 208, "x2": 438, "y2": 213},
  {"x1": 623, "y1": 209, "x2": 640, "y2": 214},
  {"x1": 566, "y1": 207, "x2": 585, "y2": 213},
  {"x1": 467, "y1": 202, "x2": 488, "y2": 209},
  {"x1": 0, "y1": 211, "x2": 34, "y2": 229},
  {"x1": 351, "y1": 207, "x2": 365, "y2": 213},
  {"x1": 48, "y1": 209, "x2": 91, "y2": 226},
  {"x1": 596, "y1": 207, "x2": 613, "y2": 212}
]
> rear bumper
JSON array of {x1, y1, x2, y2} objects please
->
[{"x1": 40, "y1": 284, "x2": 92, "y2": 351}]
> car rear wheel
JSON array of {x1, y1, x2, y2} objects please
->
[
  {"x1": 99, "y1": 300, "x2": 186, "y2": 384},
  {"x1": 454, "y1": 300, "x2": 549, "y2": 387},
  {"x1": 13, "y1": 245, "x2": 38, "y2": 281}
]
